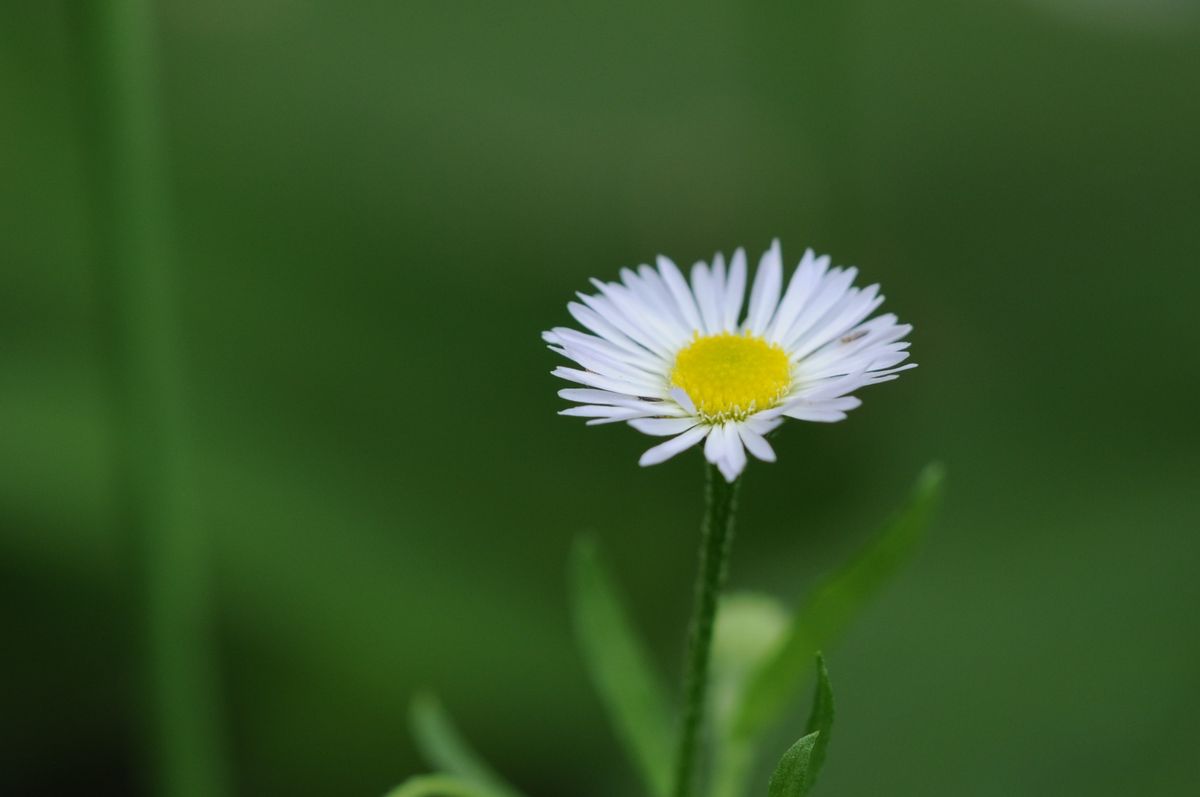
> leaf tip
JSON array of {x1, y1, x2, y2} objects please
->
[
  {"x1": 917, "y1": 461, "x2": 946, "y2": 497},
  {"x1": 408, "y1": 690, "x2": 442, "y2": 736},
  {"x1": 568, "y1": 535, "x2": 601, "y2": 595},
  {"x1": 570, "y1": 533, "x2": 598, "y2": 562}
]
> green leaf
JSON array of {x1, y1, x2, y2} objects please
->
[
  {"x1": 765, "y1": 655, "x2": 834, "y2": 797},
  {"x1": 409, "y1": 693, "x2": 526, "y2": 797},
  {"x1": 383, "y1": 774, "x2": 496, "y2": 797},
  {"x1": 766, "y1": 732, "x2": 819, "y2": 797},
  {"x1": 569, "y1": 536, "x2": 675, "y2": 797},
  {"x1": 801, "y1": 654, "x2": 834, "y2": 787},
  {"x1": 734, "y1": 463, "x2": 944, "y2": 739}
]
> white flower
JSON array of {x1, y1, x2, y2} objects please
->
[{"x1": 545, "y1": 240, "x2": 915, "y2": 481}]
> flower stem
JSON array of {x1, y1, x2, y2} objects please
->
[{"x1": 673, "y1": 465, "x2": 740, "y2": 797}]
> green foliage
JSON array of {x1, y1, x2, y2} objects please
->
[
  {"x1": 734, "y1": 463, "x2": 944, "y2": 739},
  {"x1": 383, "y1": 774, "x2": 497, "y2": 797},
  {"x1": 401, "y1": 466, "x2": 939, "y2": 797},
  {"x1": 708, "y1": 465, "x2": 942, "y2": 797},
  {"x1": 765, "y1": 733, "x2": 819, "y2": 797},
  {"x1": 800, "y1": 655, "x2": 834, "y2": 787},
  {"x1": 766, "y1": 655, "x2": 834, "y2": 797},
  {"x1": 569, "y1": 537, "x2": 675, "y2": 797},
  {"x1": 409, "y1": 693, "x2": 526, "y2": 797}
]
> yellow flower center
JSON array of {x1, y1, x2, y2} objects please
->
[{"x1": 671, "y1": 332, "x2": 792, "y2": 422}]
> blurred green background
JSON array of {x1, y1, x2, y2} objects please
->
[{"x1": 3, "y1": 1, "x2": 1199, "y2": 795}]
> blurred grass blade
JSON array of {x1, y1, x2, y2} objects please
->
[
  {"x1": 569, "y1": 537, "x2": 674, "y2": 797},
  {"x1": 735, "y1": 463, "x2": 944, "y2": 738},
  {"x1": 384, "y1": 774, "x2": 500, "y2": 797},
  {"x1": 765, "y1": 733, "x2": 819, "y2": 797},
  {"x1": 72, "y1": 3, "x2": 230, "y2": 796},
  {"x1": 765, "y1": 655, "x2": 834, "y2": 797},
  {"x1": 410, "y1": 693, "x2": 526, "y2": 797}
]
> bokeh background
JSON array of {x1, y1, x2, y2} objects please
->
[{"x1": 4, "y1": 1, "x2": 1199, "y2": 795}]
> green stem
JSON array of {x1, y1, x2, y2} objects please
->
[
  {"x1": 673, "y1": 465, "x2": 741, "y2": 797},
  {"x1": 70, "y1": 3, "x2": 230, "y2": 796}
]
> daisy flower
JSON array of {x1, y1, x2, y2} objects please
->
[{"x1": 544, "y1": 240, "x2": 914, "y2": 481}]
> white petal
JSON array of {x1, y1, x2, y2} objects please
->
[
  {"x1": 790, "y1": 286, "x2": 885, "y2": 360},
  {"x1": 632, "y1": 264, "x2": 691, "y2": 330},
  {"x1": 690, "y1": 261, "x2": 723, "y2": 334},
  {"x1": 561, "y1": 397, "x2": 681, "y2": 417},
  {"x1": 800, "y1": 316, "x2": 911, "y2": 373},
  {"x1": 800, "y1": 344, "x2": 912, "y2": 382},
  {"x1": 639, "y1": 425, "x2": 711, "y2": 467},
  {"x1": 745, "y1": 239, "x2": 783, "y2": 335},
  {"x1": 825, "y1": 396, "x2": 862, "y2": 411},
  {"x1": 628, "y1": 417, "x2": 700, "y2": 436},
  {"x1": 552, "y1": 336, "x2": 662, "y2": 384},
  {"x1": 780, "y1": 267, "x2": 858, "y2": 349},
  {"x1": 551, "y1": 343, "x2": 667, "y2": 395},
  {"x1": 669, "y1": 387, "x2": 697, "y2": 415},
  {"x1": 744, "y1": 413, "x2": 784, "y2": 436},
  {"x1": 719, "y1": 424, "x2": 747, "y2": 481},
  {"x1": 704, "y1": 423, "x2": 726, "y2": 464},
  {"x1": 586, "y1": 412, "x2": 659, "y2": 425},
  {"x1": 783, "y1": 407, "x2": 848, "y2": 423},
  {"x1": 560, "y1": 405, "x2": 643, "y2": 418},
  {"x1": 766, "y1": 248, "x2": 828, "y2": 342},
  {"x1": 558, "y1": 390, "x2": 689, "y2": 418},
  {"x1": 566, "y1": 301, "x2": 666, "y2": 364},
  {"x1": 867, "y1": 350, "x2": 912, "y2": 371},
  {"x1": 789, "y1": 368, "x2": 869, "y2": 401},
  {"x1": 606, "y1": 278, "x2": 690, "y2": 345},
  {"x1": 576, "y1": 291, "x2": 675, "y2": 360},
  {"x1": 551, "y1": 326, "x2": 664, "y2": 375},
  {"x1": 657, "y1": 255, "x2": 704, "y2": 334},
  {"x1": 559, "y1": 388, "x2": 642, "y2": 405},
  {"x1": 737, "y1": 423, "x2": 776, "y2": 462},
  {"x1": 711, "y1": 251, "x2": 727, "y2": 297},
  {"x1": 624, "y1": 266, "x2": 681, "y2": 328},
  {"x1": 781, "y1": 395, "x2": 863, "y2": 416},
  {"x1": 552, "y1": 366, "x2": 669, "y2": 399},
  {"x1": 723, "y1": 248, "x2": 747, "y2": 330},
  {"x1": 588, "y1": 280, "x2": 688, "y2": 353},
  {"x1": 864, "y1": 362, "x2": 917, "y2": 382}
]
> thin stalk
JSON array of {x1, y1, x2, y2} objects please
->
[
  {"x1": 69, "y1": 3, "x2": 231, "y2": 796},
  {"x1": 673, "y1": 465, "x2": 741, "y2": 797}
]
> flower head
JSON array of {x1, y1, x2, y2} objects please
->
[{"x1": 545, "y1": 240, "x2": 914, "y2": 481}]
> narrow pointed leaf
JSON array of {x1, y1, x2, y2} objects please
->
[
  {"x1": 765, "y1": 656, "x2": 834, "y2": 797},
  {"x1": 766, "y1": 732, "x2": 820, "y2": 797},
  {"x1": 801, "y1": 654, "x2": 834, "y2": 788},
  {"x1": 409, "y1": 693, "x2": 526, "y2": 797},
  {"x1": 735, "y1": 463, "x2": 944, "y2": 738},
  {"x1": 569, "y1": 537, "x2": 674, "y2": 797}
]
